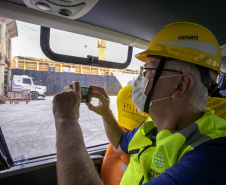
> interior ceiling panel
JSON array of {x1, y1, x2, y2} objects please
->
[
  {"x1": 3, "y1": 0, "x2": 226, "y2": 46},
  {"x1": 77, "y1": 0, "x2": 226, "y2": 46}
]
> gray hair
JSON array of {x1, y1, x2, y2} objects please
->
[{"x1": 165, "y1": 60, "x2": 218, "y2": 112}]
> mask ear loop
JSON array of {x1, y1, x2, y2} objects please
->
[{"x1": 144, "y1": 57, "x2": 167, "y2": 113}]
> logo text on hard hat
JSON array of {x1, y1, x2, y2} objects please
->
[
  {"x1": 122, "y1": 102, "x2": 148, "y2": 123},
  {"x1": 178, "y1": 36, "x2": 198, "y2": 40}
]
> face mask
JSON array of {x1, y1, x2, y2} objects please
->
[
  {"x1": 132, "y1": 74, "x2": 178, "y2": 113},
  {"x1": 132, "y1": 74, "x2": 149, "y2": 113}
]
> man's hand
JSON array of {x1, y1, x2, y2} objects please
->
[
  {"x1": 86, "y1": 85, "x2": 111, "y2": 117},
  {"x1": 53, "y1": 82, "x2": 103, "y2": 185},
  {"x1": 53, "y1": 81, "x2": 81, "y2": 121},
  {"x1": 86, "y1": 85, "x2": 125, "y2": 150}
]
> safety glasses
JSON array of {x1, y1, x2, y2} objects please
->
[{"x1": 140, "y1": 66, "x2": 183, "y2": 77}]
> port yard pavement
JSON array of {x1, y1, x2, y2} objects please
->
[{"x1": 0, "y1": 96, "x2": 118, "y2": 159}]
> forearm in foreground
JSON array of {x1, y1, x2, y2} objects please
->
[{"x1": 56, "y1": 119, "x2": 103, "y2": 185}]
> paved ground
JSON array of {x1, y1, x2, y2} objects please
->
[{"x1": 0, "y1": 96, "x2": 118, "y2": 159}]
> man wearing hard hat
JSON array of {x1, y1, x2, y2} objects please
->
[{"x1": 53, "y1": 22, "x2": 226, "y2": 185}]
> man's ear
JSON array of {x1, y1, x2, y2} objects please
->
[{"x1": 172, "y1": 74, "x2": 194, "y2": 98}]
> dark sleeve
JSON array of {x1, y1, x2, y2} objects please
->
[
  {"x1": 120, "y1": 123, "x2": 144, "y2": 154},
  {"x1": 144, "y1": 137, "x2": 226, "y2": 185}
]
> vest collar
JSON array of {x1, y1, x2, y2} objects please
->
[{"x1": 140, "y1": 109, "x2": 219, "y2": 143}]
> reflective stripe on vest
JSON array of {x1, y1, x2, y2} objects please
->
[{"x1": 120, "y1": 109, "x2": 226, "y2": 185}]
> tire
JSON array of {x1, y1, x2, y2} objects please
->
[{"x1": 31, "y1": 92, "x2": 39, "y2": 100}]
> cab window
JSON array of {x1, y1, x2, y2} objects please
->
[
  {"x1": 1, "y1": 18, "x2": 143, "y2": 162},
  {"x1": 22, "y1": 78, "x2": 31, "y2": 84}
]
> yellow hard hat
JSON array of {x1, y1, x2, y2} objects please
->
[
  {"x1": 136, "y1": 22, "x2": 222, "y2": 72},
  {"x1": 207, "y1": 97, "x2": 226, "y2": 120},
  {"x1": 117, "y1": 85, "x2": 149, "y2": 130}
]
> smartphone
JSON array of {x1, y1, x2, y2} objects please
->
[{"x1": 81, "y1": 87, "x2": 92, "y2": 103}]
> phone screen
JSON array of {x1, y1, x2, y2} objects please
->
[{"x1": 81, "y1": 87, "x2": 92, "y2": 103}]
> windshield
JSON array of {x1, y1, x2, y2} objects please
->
[{"x1": 1, "y1": 19, "x2": 143, "y2": 160}]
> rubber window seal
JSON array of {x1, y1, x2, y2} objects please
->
[{"x1": 40, "y1": 26, "x2": 133, "y2": 69}]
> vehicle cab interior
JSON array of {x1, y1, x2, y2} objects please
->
[{"x1": 0, "y1": 0, "x2": 226, "y2": 184}]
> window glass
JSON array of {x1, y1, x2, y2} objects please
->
[
  {"x1": 49, "y1": 29, "x2": 128, "y2": 64},
  {"x1": 23, "y1": 78, "x2": 31, "y2": 84},
  {"x1": 1, "y1": 19, "x2": 142, "y2": 161}
]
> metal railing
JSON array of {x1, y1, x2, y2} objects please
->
[{"x1": 7, "y1": 92, "x2": 31, "y2": 104}]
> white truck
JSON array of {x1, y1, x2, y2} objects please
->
[{"x1": 11, "y1": 75, "x2": 46, "y2": 100}]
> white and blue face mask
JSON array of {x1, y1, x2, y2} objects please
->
[
  {"x1": 132, "y1": 74, "x2": 149, "y2": 113},
  {"x1": 132, "y1": 73, "x2": 179, "y2": 113}
]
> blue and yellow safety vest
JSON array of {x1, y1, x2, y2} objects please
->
[{"x1": 120, "y1": 109, "x2": 226, "y2": 184}]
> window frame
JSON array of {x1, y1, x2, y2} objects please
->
[{"x1": 40, "y1": 26, "x2": 133, "y2": 69}]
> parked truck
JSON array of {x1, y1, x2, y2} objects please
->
[{"x1": 11, "y1": 75, "x2": 46, "y2": 100}]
